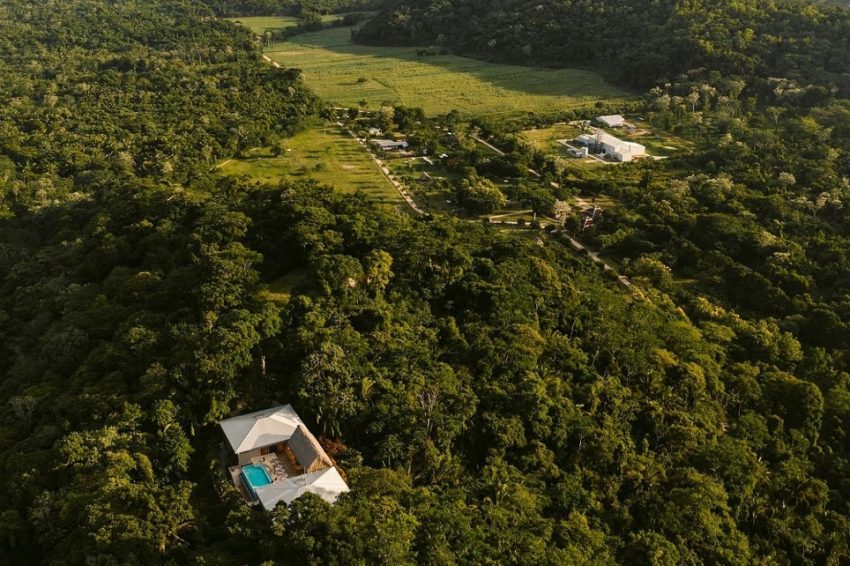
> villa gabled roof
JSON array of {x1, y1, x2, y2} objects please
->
[
  {"x1": 254, "y1": 467, "x2": 350, "y2": 511},
  {"x1": 219, "y1": 404, "x2": 305, "y2": 454}
]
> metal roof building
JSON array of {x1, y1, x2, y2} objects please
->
[
  {"x1": 596, "y1": 114, "x2": 626, "y2": 128},
  {"x1": 370, "y1": 138, "x2": 409, "y2": 151}
]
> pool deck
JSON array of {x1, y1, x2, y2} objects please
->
[
  {"x1": 228, "y1": 448, "x2": 304, "y2": 504},
  {"x1": 251, "y1": 449, "x2": 301, "y2": 481}
]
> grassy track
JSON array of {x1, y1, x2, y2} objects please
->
[
  {"x1": 265, "y1": 27, "x2": 633, "y2": 116},
  {"x1": 217, "y1": 125, "x2": 402, "y2": 205}
]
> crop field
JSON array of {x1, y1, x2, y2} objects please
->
[
  {"x1": 265, "y1": 27, "x2": 633, "y2": 116},
  {"x1": 227, "y1": 16, "x2": 302, "y2": 36},
  {"x1": 227, "y1": 14, "x2": 353, "y2": 37},
  {"x1": 216, "y1": 125, "x2": 402, "y2": 205}
]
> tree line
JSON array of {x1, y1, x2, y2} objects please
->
[
  {"x1": 357, "y1": 0, "x2": 850, "y2": 92},
  {"x1": 201, "y1": 0, "x2": 379, "y2": 17}
]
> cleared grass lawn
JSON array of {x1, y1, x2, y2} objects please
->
[
  {"x1": 616, "y1": 121, "x2": 696, "y2": 156},
  {"x1": 385, "y1": 155, "x2": 460, "y2": 214},
  {"x1": 261, "y1": 268, "x2": 308, "y2": 305},
  {"x1": 521, "y1": 123, "x2": 584, "y2": 152},
  {"x1": 217, "y1": 125, "x2": 402, "y2": 205},
  {"x1": 265, "y1": 27, "x2": 633, "y2": 116},
  {"x1": 521, "y1": 123, "x2": 607, "y2": 169}
]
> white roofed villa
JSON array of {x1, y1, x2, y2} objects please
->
[{"x1": 220, "y1": 404, "x2": 349, "y2": 510}]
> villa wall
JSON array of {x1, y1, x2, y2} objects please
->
[{"x1": 237, "y1": 448, "x2": 262, "y2": 466}]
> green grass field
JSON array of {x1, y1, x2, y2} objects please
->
[
  {"x1": 261, "y1": 268, "x2": 309, "y2": 305},
  {"x1": 617, "y1": 120, "x2": 696, "y2": 155},
  {"x1": 227, "y1": 14, "x2": 354, "y2": 36},
  {"x1": 228, "y1": 16, "x2": 302, "y2": 36},
  {"x1": 217, "y1": 125, "x2": 402, "y2": 205},
  {"x1": 521, "y1": 123, "x2": 584, "y2": 152},
  {"x1": 265, "y1": 27, "x2": 633, "y2": 116},
  {"x1": 520, "y1": 123, "x2": 607, "y2": 169}
]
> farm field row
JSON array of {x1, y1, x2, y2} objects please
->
[
  {"x1": 226, "y1": 14, "x2": 355, "y2": 36},
  {"x1": 216, "y1": 125, "x2": 403, "y2": 206},
  {"x1": 227, "y1": 16, "x2": 301, "y2": 36},
  {"x1": 265, "y1": 27, "x2": 634, "y2": 116}
]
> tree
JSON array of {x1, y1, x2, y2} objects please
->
[
  {"x1": 365, "y1": 249, "x2": 394, "y2": 293},
  {"x1": 456, "y1": 176, "x2": 507, "y2": 214},
  {"x1": 297, "y1": 340, "x2": 362, "y2": 437},
  {"x1": 631, "y1": 256, "x2": 673, "y2": 291}
]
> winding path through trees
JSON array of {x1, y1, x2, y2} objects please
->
[
  {"x1": 348, "y1": 125, "x2": 632, "y2": 287},
  {"x1": 336, "y1": 122, "x2": 426, "y2": 215}
]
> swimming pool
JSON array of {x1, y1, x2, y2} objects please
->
[{"x1": 242, "y1": 464, "x2": 273, "y2": 500}]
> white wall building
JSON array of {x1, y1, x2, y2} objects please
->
[
  {"x1": 597, "y1": 132, "x2": 645, "y2": 162},
  {"x1": 574, "y1": 131, "x2": 646, "y2": 162}
]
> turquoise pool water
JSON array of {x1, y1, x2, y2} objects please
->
[{"x1": 242, "y1": 464, "x2": 273, "y2": 499}]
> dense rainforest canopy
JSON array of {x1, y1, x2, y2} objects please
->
[
  {"x1": 1, "y1": 0, "x2": 850, "y2": 564},
  {"x1": 358, "y1": 0, "x2": 850, "y2": 91},
  {"x1": 200, "y1": 0, "x2": 379, "y2": 17}
]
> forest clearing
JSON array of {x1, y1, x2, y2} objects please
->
[{"x1": 217, "y1": 124, "x2": 403, "y2": 205}]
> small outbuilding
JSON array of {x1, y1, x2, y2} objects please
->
[
  {"x1": 371, "y1": 139, "x2": 409, "y2": 151},
  {"x1": 596, "y1": 115, "x2": 626, "y2": 128},
  {"x1": 575, "y1": 133, "x2": 597, "y2": 146}
]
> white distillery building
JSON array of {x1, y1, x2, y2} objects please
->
[{"x1": 575, "y1": 132, "x2": 646, "y2": 162}]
